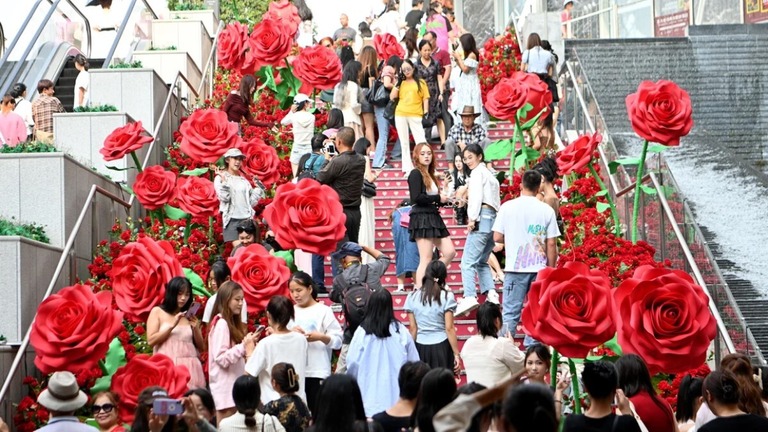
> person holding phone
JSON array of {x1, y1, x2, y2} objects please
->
[
  {"x1": 214, "y1": 148, "x2": 266, "y2": 247},
  {"x1": 390, "y1": 59, "x2": 430, "y2": 175},
  {"x1": 147, "y1": 277, "x2": 206, "y2": 390},
  {"x1": 281, "y1": 93, "x2": 316, "y2": 177}
]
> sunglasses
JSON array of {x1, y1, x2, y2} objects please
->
[
  {"x1": 237, "y1": 227, "x2": 256, "y2": 234},
  {"x1": 92, "y1": 403, "x2": 115, "y2": 414}
]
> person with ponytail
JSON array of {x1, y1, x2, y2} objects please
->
[
  {"x1": 263, "y1": 363, "x2": 311, "y2": 432},
  {"x1": 73, "y1": 54, "x2": 90, "y2": 109},
  {"x1": 677, "y1": 375, "x2": 704, "y2": 432},
  {"x1": 217, "y1": 375, "x2": 285, "y2": 432},
  {"x1": 288, "y1": 272, "x2": 342, "y2": 414},
  {"x1": 698, "y1": 370, "x2": 768, "y2": 432},
  {"x1": 615, "y1": 354, "x2": 676, "y2": 432},
  {"x1": 720, "y1": 353, "x2": 768, "y2": 417}
]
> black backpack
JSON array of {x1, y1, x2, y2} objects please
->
[
  {"x1": 334, "y1": 265, "x2": 372, "y2": 329},
  {"x1": 297, "y1": 153, "x2": 324, "y2": 180}
]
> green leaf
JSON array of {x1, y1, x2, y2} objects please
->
[
  {"x1": 604, "y1": 334, "x2": 623, "y2": 356},
  {"x1": 639, "y1": 184, "x2": 657, "y2": 195},
  {"x1": 513, "y1": 146, "x2": 540, "y2": 171},
  {"x1": 519, "y1": 108, "x2": 548, "y2": 130},
  {"x1": 181, "y1": 167, "x2": 209, "y2": 177},
  {"x1": 594, "y1": 189, "x2": 608, "y2": 197},
  {"x1": 484, "y1": 139, "x2": 514, "y2": 161},
  {"x1": 596, "y1": 202, "x2": 610, "y2": 213},
  {"x1": 608, "y1": 157, "x2": 641, "y2": 174},
  {"x1": 163, "y1": 204, "x2": 189, "y2": 220},
  {"x1": 105, "y1": 165, "x2": 133, "y2": 172},
  {"x1": 184, "y1": 268, "x2": 210, "y2": 298},
  {"x1": 255, "y1": 65, "x2": 277, "y2": 93},
  {"x1": 646, "y1": 144, "x2": 668, "y2": 154},
  {"x1": 272, "y1": 250, "x2": 296, "y2": 272},
  {"x1": 516, "y1": 102, "x2": 534, "y2": 121},
  {"x1": 91, "y1": 338, "x2": 126, "y2": 393}
]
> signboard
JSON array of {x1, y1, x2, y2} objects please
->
[
  {"x1": 655, "y1": 10, "x2": 690, "y2": 36},
  {"x1": 744, "y1": 0, "x2": 768, "y2": 23}
]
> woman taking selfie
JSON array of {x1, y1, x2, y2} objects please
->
[
  {"x1": 390, "y1": 59, "x2": 430, "y2": 174},
  {"x1": 214, "y1": 148, "x2": 266, "y2": 246}
]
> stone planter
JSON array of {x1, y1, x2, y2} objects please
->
[
  {"x1": 132, "y1": 50, "x2": 203, "y2": 101},
  {"x1": 151, "y1": 19, "x2": 213, "y2": 70},
  {"x1": 170, "y1": 9, "x2": 218, "y2": 36}
]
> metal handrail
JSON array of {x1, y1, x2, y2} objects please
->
[
  {"x1": 0, "y1": 0, "x2": 45, "y2": 67},
  {"x1": 0, "y1": 22, "x2": 5, "y2": 59},
  {"x1": 565, "y1": 6, "x2": 612, "y2": 25},
  {"x1": 45, "y1": 0, "x2": 93, "y2": 58},
  {"x1": 0, "y1": 185, "x2": 131, "y2": 406},
  {"x1": 196, "y1": 20, "x2": 224, "y2": 100},
  {"x1": 103, "y1": 0, "x2": 159, "y2": 67},
  {"x1": 561, "y1": 48, "x2": 738, "y2": 360}
]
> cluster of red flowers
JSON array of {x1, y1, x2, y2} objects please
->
[{"x1": 478, "y1": 28, "x2": 522, "y2": 103}]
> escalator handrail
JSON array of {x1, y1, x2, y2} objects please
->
[
  {"x1": 44, "y1": 0, "x2": 93, "y2": 59},
  {"x1": 0, "y1": 22, "x2": 5, "y2": 58},
  {"x1": 0, "y1": 0, "x2": 45, "y2": 68},
  {"x1": 103, "y1": 0, "x2": 158, "y2": 68}
]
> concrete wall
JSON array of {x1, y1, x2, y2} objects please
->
[
  {"x1": 170, "y1": 10, "x2": 219, "y2": 37},
  {"x1": 152, "y1": 19, "x2": 213, "y2": 70}
]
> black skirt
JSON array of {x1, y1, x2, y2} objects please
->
[
  {"x1": 409, "y1": 207, "x2": 449, "y2": 241},
  {"x1": 416, "y1": 339, "x2": 455, "y2": 370}
]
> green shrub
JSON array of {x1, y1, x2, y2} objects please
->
[
  {"x1": 0, "y1": 217, "x2": 50, "y2": 244},
  {"x1": 109, "y1": 59, "x2": 144, "y2": 69},
  {"x1": 168, "y1": 0, "x2": 207, "y2": 11},
  {"x1": 0, "y1": 141, "x2": 58, "y2": 153},
  {"x1": 73, "y1": 104, "x2": 119, "y2": 112},
  {"x1": 220, "y1": 0, "x2": 271, "y2": 25}
]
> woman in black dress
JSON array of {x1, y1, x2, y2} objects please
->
[
  {"x1": 415, "y1": 40, "x2": 445, "y2": 145},
  {"x1": 408, "y1": 143, "x2": 456, "y2": 289}
]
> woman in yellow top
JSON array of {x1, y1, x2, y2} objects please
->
[{"x1": 390, "y1": 59, "x2": 430, "y2": 175}]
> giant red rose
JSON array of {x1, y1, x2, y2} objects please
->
[
  {"x1": 110, "y1": 354, "x2": 190, "y2": 423},
  {"x1": 108, "y1": 237, "x2": 185, "y2": 323},
  {"x1": 228, "y1": 244, "x2": 291, "y2": 315},
  {"x1": 625, "y1": 80, "x2": 693, "y2": 146},
  {"x1": 133, "y1": 165, "x2": 176, "y2": 210},
  {"x1": 30, "y1": 285, "x2": 124, "y2": 375},
  {"x1": 238, "y1": 138, "x2": 281, "y2": 189},
  {"x1": 557, "y1": 132, "x2": 603, "y2": 175},
  {"x1": 176, "y1": 176, "x2": 219, "y2": 218},
  {"x1": 247, "y1": 17, "x2": 293, "y2": 69},
  {"x1": 263, "y1": 178, "x2": 347, "y2": 256},
  {"x1": 515, "y1": 71, "x2": 552, "y2": 123},
  {"x1": 179, "y1": 108, "x2": 241, "y2": 163},
  {"x1": 521, "y1": 262, "x2": 616, "y2": 359},
  {"x1": 100, "y1": 121, "x2": 153, "y2": 162},
  {"x1": 217, "y1": 22, "x2": 256, "y2": 75},
  {"x1": 484, "y1": 75, "x2": 529, "y2": 121},
  {"x1": 263, "y1": 0, "x2": 301, "y2": 38},
  {"x1": 292, "y1": 45, "x2": 343, "y2": 93},
  {"x1": 373, "y1": 33, "x2": 405, "y2": 61},
  {"x1": 613, "y1": 265, "x2": 717, "y2": 374}
]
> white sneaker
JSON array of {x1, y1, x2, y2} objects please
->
[
  {"x1": 456, "y1": 296, "x2": 480, "y2": 317},
  {"x1": 394, "y1": 285, "x2": 405, "y2": 292},
  {"x1": 485, "y1": 289, "x2": 500, "y2": 305}
]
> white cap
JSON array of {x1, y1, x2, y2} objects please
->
[
  {"x1": 564, "y1": 0, "x2": 574, "y2": 6},
  {"x1": 293, "y1": 93, "x2": 311, "y2": 104},
  {"x1": 223, "y1": 148, "x2": 245, "y2": 159}
]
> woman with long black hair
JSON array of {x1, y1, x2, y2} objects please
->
[
  {"x1": 305, "y1": 375, "x2": 368, "y2": 432},
  {"x1": 390, "y1": 59, "x2": 430, "y2": 174},
  {"x1": 221, "y1": 75, "x2": 274, "y2": 130},
  {"x1": 451, "y1": 33, "x2": 483, "y2": 125},
  {"x1": 334, "y1": 61, "x2": 363, "y2": 139},
  {"x1": 616, "y1": 354, "x2": 676, "y2": 432}
]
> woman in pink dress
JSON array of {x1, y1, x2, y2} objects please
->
[
  {"x1": 146, "y1": 277, "x2": 206, "y2": 390},
  {"x1": 0, "y1": 95, "x2": 27, "y2": 146},
  {"x1": 425, "y1": 2, "x2": 451, "y2": 53}
]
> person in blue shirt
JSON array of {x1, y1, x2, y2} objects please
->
[{"x1": 404, "y1": 260, "x2": 460, "y2": 374}]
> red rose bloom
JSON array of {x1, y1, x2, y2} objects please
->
[
  {"x1": 227, "y1": 244, "x2": 291, "y2": 315},
  {"x1": 292, "y1": 45, "x2": 343, "y2": 93},
  {"x1": 108, "y1": 237, "x2": 185, "y2": 322},
  {"x1": 179, "y1": 108, "x2": 241, "y2": 163},
  {"x1": 263, "y1": 178, "x2": 347, "y2": 256},
  {"x1": 263, "y1": 0, "x2": 301, "y2": 38},
  {"x1": 133, "y1": 165, "x2": 177, "y2": 210},
  {"x1": 30, "y1": 286, "x2": 124, "y2": 374},
  {"x1": 217, "y1": 22, "x2": 257, "y2": 75},
  {"x1": 557, "y1": 132, "x2": 603, "y2": 175},
  {"x1": 247, "y1": 17, "x2": 293, "y2": 69},
  {"x1": 373, "y1": 33, "x2": 405, "y2": 61},
  {"x1": 110, "y1": 354, "x2": 190, "y2": 423},
  {"x1": 238, "y1": 138, "x2": 281, "y2": 189},
  {"x1": 100, "y1": 121, "x2": 153, "y2": 162},
  {"x1": 614, "y1": 265, "x2": 717, "y2": 374},
  {"x1": 625, "y1": 80, "x2": 693, "y2": 146},
  {"x1": 516, "y1": 72, "x2": 552, "y2": 123},
  {"x1": 484, "y1": 74, "x2": 529, "y2": 121},
  {"x1": 176, "y1": 176, "x2": 219, "y2": 218},
  {"x1": 521, "y1": 262, "x2": 616, "y2": 359}
]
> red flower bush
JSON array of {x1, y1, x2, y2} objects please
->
[
  {"x1": 100, "y1": 121, "x2": 153, "y2": 161},
  {"x1": 521, "y1": 262, "x2": 616, "y2": 358},
  {"x1": 292, "y1": 45, "x2": 343, "y2": 93},
  {"x1": 484, "y1": 74, "x2": 529, "y2": 121},
  {"x1": 228, "y1": 244, "x2": 291, "y2": 315},
  {"x1": 176, "y1": 176, "x2": 219, "y2": 218},
  {"x1": 248, "y1": 17, "x2": 294, "y2": 69},
  {"x1": 373, "y1": 33, "x2": 405, "y2": 61},
  {"x1": 110, "y1": 354, "x2": 190, "y2": 423},
  {"x1": 263, "y1": 0, "x2": 301, "y2": 38},
  {"x1": 238, "y1": 138, "x2": 281, "y2": 188},
  {"x1": 557, "y1": 133, "x2": 603, "y2": 175},
  {"x1": 217, "y1": 22, "x2": 257, "y2": 75},
  {"x1": 108, "y1": 237, "x2": 185, "y2": 322},
  {"x1": 479, "y1": 28, "x2": 522, "y2": 103},
  {"x1": 516, "y1": 72, "x2": 552, "y2": 123},
  {"x1": 263, "y1": 178, "x2": 347, "y2": 256},
  {"x1": 179, "y1": 108, "x2": 241, "y2": 163},
  {"x1": 30, "y1": 286, "x2": 124, "y2": 374},
  {"x1": 614, "y1": 265, "x2": 717, "y2": 374},
  {"x1": 625, "y1": 80, "x2": 693, "y2": 146},
  {"x1": 133, "y1": 165, "x2": 177, "y2": 210}
]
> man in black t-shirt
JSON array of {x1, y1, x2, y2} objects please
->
[
  {"x1": 405, "y1": 0, "x2": 424, "y2": 30},
  {"x1": 563, "y1": 361, "x2": 642, "y2": 432}
]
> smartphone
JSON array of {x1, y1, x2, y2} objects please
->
[
  {"x1": 323, "y1": 142, "x2": 337, "y2": 156},
  {"x1": 253, "y1": 177, "x2": 266, "y2": 190},
  {"x1": 153, "y1": 398, "x2": 184, "y2": 416},
  {"x1": 255, "y1": 324, "x2": 266, "y2": 333},
  {"x1": 185, "y1": 302, "x2": 201, "y2": 319}
]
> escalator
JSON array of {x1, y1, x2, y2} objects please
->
[{"x1": 55, "y1": 56, "x2": 105, "y2": 111}]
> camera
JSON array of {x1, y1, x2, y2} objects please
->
[
  {"x1": 153, "y1": 398, "x2": 184, "y2": 416},
  {"x1": 398, "y1": 71, "x2": 406, "y2": 83},
  {"x1": 323, "y1": 141, "x2": 337, "y2": 156}
]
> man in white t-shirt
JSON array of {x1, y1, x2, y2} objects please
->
[{"x1": 491, "y1": 170, "x2": 559, "y2": 345}]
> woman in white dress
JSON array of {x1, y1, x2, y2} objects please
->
[
  {"x1": 333, "y1": 61, "x2": 363, "y2": 139},
  {"x1": 451, "y1": 33, "x2": 484, "y2": 125},
  {"x1": 73, "y1": 54, "x2": 90, "y2": 109},
  {"x1": 88, "y1": 0, "x2": 121, "y2": 59},
  {"x1": 371, "y1": 0, "x2": 405, "y2": 40},
  {"x1": 354, "y1": 137, "x2": 377, "y2": 264}
]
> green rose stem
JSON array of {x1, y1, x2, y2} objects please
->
[
  {"x1": 209, "y1": 216, "x2": 214, "y2": 241},
  {"x1": 568, "y1": 358, "x2": 582, "y2": 414},
  {"x1": 130, "y1": 151, "x2": 143, "y2": 173},
  {"x1": 183, "y1": 214, "x2": 192, "y2": 245},
  {"x1": 514, "y1": 116, "x2": 525, "y2": 157},
  {"x1": 630, "y1": 139, "x2": 649, "y2": 243},
  {"x1": 550, "y1": 350, "x2": 560, "y2": 391},
  {"x1": 588, "y1": 163, "x2": 621, "y2": 236}
]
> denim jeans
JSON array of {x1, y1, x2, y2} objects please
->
[
  {"x1": 460, "y1": 208, "x2": 496, "y2": 298},
  {"x1": 373, "y1": 106, "x2": 401, "y2": 167},
  {"x1": 312, "y1": 254, "x2": 325, "y2": 290},
  {"x1": 502, "y1": 272, "x2": 537, "y2": 340}
]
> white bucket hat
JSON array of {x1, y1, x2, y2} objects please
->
[
  {"x1": 37, "y1": 371, "x2": 88, "y2": 412},
  {"x1": 223, "y1": 148, "x2": 245, "y2": 159}
]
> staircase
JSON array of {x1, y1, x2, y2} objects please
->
[{"x1": 54, "y1": 57, "x2": 106, "y2": 112}]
